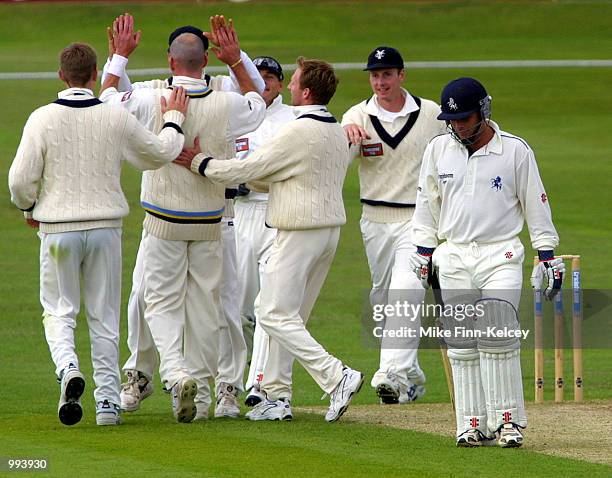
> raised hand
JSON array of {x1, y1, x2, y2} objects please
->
[
  {"x1": 204, "y1": 15, "x2": 240, "y2": 66},
  {"x1": 113, "y1": 13, "x2": 141, "y2": 58},
  {"x1": 106, "y1": 24, "x2": 116, "y2": 60}
]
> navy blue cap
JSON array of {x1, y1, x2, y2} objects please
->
[
  {"x1": 253, "y1": 56, "x2": 284, "y2": 80},
  {"x1": 438, "y1": 77, "x2": 489, "y2": 120},
  {"x1": 364, "y1": 46, "x2": 404, "y2": 71},
  {"x1": 168, "y1": 25, "x2": 209, "y2": 51}
]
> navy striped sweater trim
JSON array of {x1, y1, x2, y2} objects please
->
[
  {"x1": 53, "y1": 98, "x2": 102, "y2": 108},
  {"x1": 297, "y1": 114, "x2": 338, "y2": 123}
]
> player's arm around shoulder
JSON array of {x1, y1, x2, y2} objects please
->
[
  {"x1": 120, "y1": 87, "x2": 188, "y2": 170},
  {"x1": 184, "y1": 122, "x2": 304, "y2": 185}
]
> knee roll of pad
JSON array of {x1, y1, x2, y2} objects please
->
[
  {"x1": 474, "y1": 297, "x2": 520, "y2": 350},
  {"x1": 439, "y1": 313, "x2": 477, "y2": 350}
]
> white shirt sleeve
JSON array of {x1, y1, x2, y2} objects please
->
[
  {"x1": 8, "y1": 111, "x2": 45, "y2": 211},
  {"x1": 99, "y1": 87, "x2": 158, "y2": 128},
  {"x1": 226, "y1": 91, "x2": 266, "y2": 140},
  {"x1": 516, "y1": 148, "x2": 560, "y2": 250},
  {"x1": 101, "y1": 57, "x2": 134, "y2": 93},
  {"x1": 121, "y1": 110, "x2": 186, "y2": 171},
  {"x1": 412, "y1": 142, "x2": 441, "y2": 248},
  {"x1": 220, "y1": 50, "x2": 266, "y2": 94}
]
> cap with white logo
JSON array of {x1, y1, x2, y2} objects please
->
[{"x1": 364, "y1": 46, "x2": 404, "y2": 71}]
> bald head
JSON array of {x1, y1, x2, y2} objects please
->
[{"x1": 169, "y1": 33, "x2": 206, "y2": 74}]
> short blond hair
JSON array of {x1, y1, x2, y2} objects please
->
[
  {"x1": 296, "y1": 57, "x2": 339, "y2": 105},
  {"x1": 60, "y1": 43, "x2": 97, "y2": 86}
]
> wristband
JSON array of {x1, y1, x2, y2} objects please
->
[
  {"x1": 417, "y1": 246, "x2": 435, "y2": 257},
  {"x1": 538, "y1": 250, "x2": 555, "y2": 262},
  {"x1": 230, "y1": 58, "x2": 243, "y2": 69},
  {"x1": 107, "y1": 54, "x2": 128, "y2": 77}
]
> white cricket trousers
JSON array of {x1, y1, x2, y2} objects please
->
[
  {"x1": 434, "y1": 238, "x2": 527, "y2": 436},
  {"x1": 40, "y1": 228, "x2": 122, "y2": 405},
  {"x1": 258, "y1": 227, "x2": 344, "y2": 399},
  {"x1": 141, "y1": 231, "x2": 222, "y2": 399},
  {"x1": 123, "y1": 230, "x2": 157, "y2": 378},
  {"x1": 217, "y1": 217, "x2": 247, "y2": 392},
  {"x1": 234, "y1": 198, "x2": 280, "y2": 392},
  {"x1": 360, "y1": 217, "x2": 426, "y2": 388}
]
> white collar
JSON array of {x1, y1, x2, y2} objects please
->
[
  {"x1": 172, "y1": 75, "x2": 209, "y2": 92},
  {"x1": 268, "y1": 94, "x2": 285, "y2": 112},
  {"x1": 365, "y1": 87, "x2": 419, "y2": 121},
  {"x1": 57, "y1": 87, "x2": 95, "y2": 100},
  {"x1": 293, "y1": 104, "x2": 329, "y2": 117},
  {"x1": 451, "y1": 120, "x2": 504, "y2": 156}
]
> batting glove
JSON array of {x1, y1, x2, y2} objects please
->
[
  {"x1": 409, "y1": 246, "x2": 435, "y2": 289},
  {"x1": 530, "y1": 251, "x2": 565, "y2": 300}
]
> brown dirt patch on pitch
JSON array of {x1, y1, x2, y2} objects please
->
[{"x1": 296, "y1": 400, "x2": 612, "y2": 466}]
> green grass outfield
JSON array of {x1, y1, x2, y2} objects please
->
[{"x1": 1, "y1": 1, "x2": 611, "y2": 476}]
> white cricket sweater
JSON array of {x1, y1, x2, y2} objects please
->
[
  {"x1": 141, "y1": 88, "x2": 240, "y2": 241},
  {"x1": 100, "y1": 76, "x2": 266, "y2": 241},
  {"x1": 341, "y1": 89, "x2": 446, "y2": 223},
  {"x1": 193, "y1": 105, "x2": 350, "y2": 230},
  {"x1": 412, "y1": 121, "x2": 559, "y2": 249},
  {"x1": 8, "y1": 88, "x2": 185, "y2": 233}
]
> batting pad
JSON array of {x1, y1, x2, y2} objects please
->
[
  {"x1": 448, "y1": 348, "x2": 487, "y2": 437},
  {"x1": 480, "y1": 348, "x2": 527, "y2": 432},
  {"x1": 474, "y1": 297, "x2": 520, "y2": 350}
]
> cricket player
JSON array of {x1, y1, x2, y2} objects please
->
[
  {"x1": 8, "y1": 42, "x2": 188, "y2": 426},
  {"x1": 100, "y1": 14, "x2": 265, "y2": 422},
  {"x1": 105, "y1": 17, "x2": 263, "y2": 419},
  {"x1": 232, "y1": 56, "x2": 297, "y2": 407},
  {"x1": 174, "y1": 57, "x2": 363, "y2": 422},
  {"x1": 342, "y1": 46, "x2": 446, "y2": 404},
  {"x1": 410, "y1": 77, "x2": 564, "y2": 447}
]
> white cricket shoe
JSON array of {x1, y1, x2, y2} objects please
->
[
  {"x1": 172, "y1": 376, "x2": 197, "y2": 423},
  {"x1": 456, "y1": 429, "x2": 495, "y2": 447},
  {"x1": 214, "y1": 383, "x2": 240, "y2": 418},
  {"x1": 498, "y1": 423, "x2": 524, "y2": 448},
  {"x1": 194, "y1": 410, "x2": 209, "y2": 421},
  {"x1": 96, "y1": 400, "x2": 122, "y2": 426},
  {"x1": 246, "y1": 398, "x2": 292, "y2": 421},
  {"x1": 120, "y1": 370, "x2": 154, "y2": 412},
  {"x1": 374, "y1": 372, "x2": 401, "y2": 404},
  {"x1": 245, "y1": 387, "x2": 265, "y2": 407},
  {"x1": 399, "y1": 382, "x2": 426, "y2": 404},
  {"x1": 58, "y1": 364, "x2": 85, "y2": 426},
  {"x1": 325, "y1": 367, "x2": 364, "y2": 423}
]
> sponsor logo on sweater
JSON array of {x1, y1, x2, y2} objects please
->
[
  {"x1": 235, "y1": 137, "x2": 249, "y2": 152},
  {"x1": 361, "y1": 142, "x2": 383, "y2": 157},
  {"x1": 439, "y1": 172, "x2": 453, "y2": 184}
]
